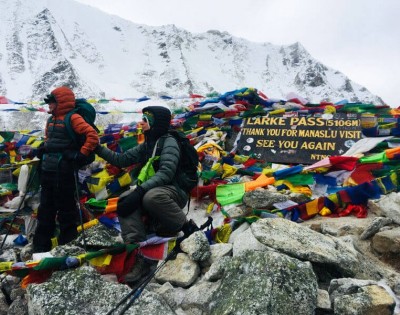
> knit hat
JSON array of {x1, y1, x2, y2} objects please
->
[
  {"x1": 142, "y1": 111, "x2": 155, "y2": 127},
  {"x1": 142, "y1": 106, "x2": 171, "y2": 140},
  {"x1": 44, "y1": 94, "x2": 57, "y2": 104}
]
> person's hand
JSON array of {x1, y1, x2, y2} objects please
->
[
  {"x1": 63, "y1": 150, "x2": 78, "y2": 161},
  {"x1": 181, "y1": 219, "x2": 199, "y2": 237},
  {"x1": 63, "y1": 150, "x2": 88, "y2": 164},
  {"x1": 75, "y1": 152, "x2": 88, "y2": 164},
  {"x1": 116, "y1": 186, "x2": 146, "y2": 217},
  {"x1": 94, "y1": 144, "x2": 102, "y2": 154},
  {"x1": 36, "y1": 143, "x2": 45, "y2": 159}
]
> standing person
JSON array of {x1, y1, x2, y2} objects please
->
[
  {"x1": 32, "y1": 86, "x2": 99, "y2": 253},
  {"x1": 95, "y1": 106, "x2": 189, "y2": 282}
]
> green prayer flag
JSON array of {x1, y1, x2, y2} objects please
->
[
  {"x1": 284, "y1": 173, "x2": 315, "y2": 186},
  {"x1": 201, "y1": 170, "x2": 217, "y2": 181},
  {"x1": 119, "y1": 136, "x2": 138, "y2": 152},
  {"x1": 85, "y1": 198, "x2": 107, "y2": 209},
  {"x1": 216, "y1": 183, "x2": 245, "y2": 206},
  {"x1": 34, "y1": 257, "x2": 67, "y2": 270},
  {"x1": 359, "y1": 152, "x2": 389, "y2": 164}
]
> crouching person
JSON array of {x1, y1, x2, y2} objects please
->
[{"x1": 95, "y1": 106, "x2": 188, "y2": 283}]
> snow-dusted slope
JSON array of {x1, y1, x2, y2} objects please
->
[{"x1": 0, "y1": 0, "x2": 383, "y2": 104}]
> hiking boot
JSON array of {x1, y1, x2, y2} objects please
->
[{"x1": 123, "y1": 255, "x2": 152, "y2": 284}]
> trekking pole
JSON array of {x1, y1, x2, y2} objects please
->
[
  {"x1": 0, "y1": 164, "x2": 39, "y2": 252},
  {"x1": 106, "y1": 250, "x2": 175, "y2": 315},
  {"x1": 107, "y1": 216, "x2": 213, "y2": 315},
  {"x1": 72, "y1": 164, "x2": 88, "y2": 254},
  {"x1": 117, "y1": 250, "x2": 179, "y2": 315}
]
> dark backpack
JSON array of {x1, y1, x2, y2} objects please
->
[
  {"x1": 64, "y1": 98, "x2": 99, "y2": 165},
  {"x1": 159, "y1": 130, "x2": 199, "y2": 193}
]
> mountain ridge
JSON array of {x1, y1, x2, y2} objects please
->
[{"x1": 0, "y1": 0, "x2": 383, "y2": 104}]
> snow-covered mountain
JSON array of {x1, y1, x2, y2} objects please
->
[{"x1": 0, "y1": 0, "x2": 383, "y2": 104}]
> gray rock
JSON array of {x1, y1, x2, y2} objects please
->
[
  {"x1": 317, "y1": 289, "x2": 331, "y2": 311},
  {"x1": 152, "y1": 282, "x2": 186, "y2": 311},
  {"x1": 288, "y1": 192, "x2": 310, "y2": 204},
  {"x1": 208, "y1": 250, "x2": 318, "y2": 315},
  {"x1": 10, "y1": 287, "x2": 25, "y2": 301},
  {"x1": 223, "y1": 205, "x2": 247, "y2": 219},
  {"x1": 181, "y1": 231, "x2": 211, "y2": 262},
  {"x1": 181, "y1": 280, "x2": 221, "y2": 313},
  {"x1": 320, "y1": 221, "x2": 366, "y2": 237},
  {"x1": 50, "y1": 244, "x2": 86, "y2": 257},
  {"x1": 200, "y1": 243, "x2": 232, "y2": 268},
  {"x1": 155, "y1": 253, "x2": 200, "y2": 287},
  {"x1": 228, "y1": 222, "x2": 250, "y2": 244},
  {"x1": 372, "y1": 192, "x2": 400, "y2": 225},
  {"x1": 7, "y1": 296, "x2": 28, "y2": 315},
  {"x1": 0, "y1": 290, "x2": 8, "y2": 315},
  {"x1": 20, "y1": 243, "x2": 33, "y2": 262},
  {"x1": 232, "y1": 226, "x2": 269, "y2": 256},
  {"x1": 360, "y1": 217, "x2": 393, "y2": 240},
  {"x1": 252, "y1": 218, "x2": 359, "y2": 276},
  {"x1": 204, "y1": 256, "x2": 232, "y2": 282},
  {"x1": 175, "y1": 306, "x2": 204, "y2": 315},
  {"x1": 333, "y1": 285, "x2": 395, "y2": 315},
  {"x1": 301, "y1": 216, "x2": 374, "y2": 237},
  {"x1": 329, "y1": 278, "x2": 377, "y2": 302},
  {"x1": 72, "y1": 224, "x2": 121, "y2": 248},
  {"x1": 27, "y1": 265, "x2": 174, "y2": 315},
  {"x1": 372, "y1": 227, "x2": 400, "y2": 254},
  {"x1": 242, "y1": 189, "x2": 289, "y2": 209}
]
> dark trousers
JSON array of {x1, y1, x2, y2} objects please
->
[
  {"x1": 32, "y1": 171, "x2": 79, "y2": 252},
  {"x1": 119, "y1": 185, "x2": 187, "y2": 243}
]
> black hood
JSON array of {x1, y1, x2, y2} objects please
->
[{"x1": 142, "y1": 106, "x2": 171, "y2": 141}]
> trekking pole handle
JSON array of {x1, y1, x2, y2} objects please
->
[{"x1": 200, "y1": 216, "x2": 213, "y2": 230}]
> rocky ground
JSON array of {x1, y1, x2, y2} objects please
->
[{"x1": 1, "y1": 191, "x2": 400, "y2": 314}]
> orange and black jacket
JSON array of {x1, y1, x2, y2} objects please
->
[{"x1": 41, "y1": 86, "x2": 98, "y2": 172}]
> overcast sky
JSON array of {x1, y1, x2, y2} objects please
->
[{"x1": 76, "y1": 0, "x2": 399, "y2": 106}]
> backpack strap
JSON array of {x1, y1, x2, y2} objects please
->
[
  {"x1": 151, "y1": 138, "x2": 160, "y2": 157},
  {"x1": 64, "y1": 109, "x2": 79, "y2": 144},
  {"x1": 154, "y1": 134, "x2": 171, "y2": 156}
]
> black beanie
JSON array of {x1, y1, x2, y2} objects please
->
[{"x1": 142, "y1": 106, "x2": 171, "y2": 140}]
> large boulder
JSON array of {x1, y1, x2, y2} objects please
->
[
  {"x1": 370, "y1": 192, "x2": 400, "y2": 225},
  {"x1": 208, "y1": 250, "x2": 318, "y2": 315},
  {"x1": 251, "y1": 218, "x2": 360, "y2": 276},
  {"x1": 27, "y1": 266, "x2": 174, "y2": 315}
]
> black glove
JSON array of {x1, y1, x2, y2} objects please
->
[
  {"x1": 63, "y1": 150, "x2": 78, "y2": 161},
  {"x1": 75, "y1": 152, "x2": 88, "y2": 164},
  {"x1": 181, "y1": 219, "x2": 199, "y2": 237},
  {"x1": 63, "y1": 150, "x2": 87, "y2": 163},
  {"x1": 36, "y1": 143, "x2": 45, "y2": 160},
  {"x1": 94, "y1": 144, "x2": 102, "y2": 154},
  {"x1": 117, "y1": 186, "x2": 146, "y2": 217}
]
